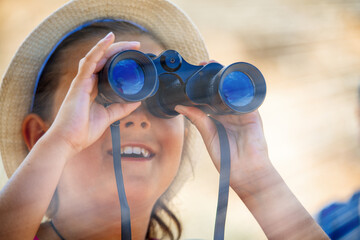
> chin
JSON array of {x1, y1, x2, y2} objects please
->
[{"x1": 125, "y1": 179, "x2": 171, "y2": 210}]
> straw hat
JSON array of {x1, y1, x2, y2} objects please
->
[{"x1": 0, "y1": 0, "x2": 209, "y2": 178}]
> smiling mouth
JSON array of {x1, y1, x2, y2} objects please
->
[{"x1": 108, "y1": 146, "x2": 155, "y2": 160}]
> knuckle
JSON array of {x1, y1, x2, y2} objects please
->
[
  {"x1": 83, "y1": 55, "x2": 92, "y2": 63},
  {"x1": 192, "y1": 114, "x2": 205, "y2": 126},
  {"x1": 106, "y1": 105, "x2": 116, "y2": 119},
  {"x1": 79, "y1": 57, "x2": 86, "y2": 67}
]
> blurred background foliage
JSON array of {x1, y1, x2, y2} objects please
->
[{"x1": 1, "y1": 0, "x2": 360, "y2": 238}]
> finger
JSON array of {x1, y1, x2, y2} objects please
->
[
  {"x1": 175, "y1": 105, "x2": 222, "y2": 166},
  {"x1": 175, "y1": 105, "x2": 218, "y2": 147},
  {"x1": 199, "y1": 60, "x2": 217, "y2": 66},
  {"x1": 89, "y1": 74, "x2": 98, "y2": 101},
  {"x1": 76, "y1": 32, "x2": 115, "y2": 80},
  {"x1": 106, "y1": 102, "x2": 141, "y2": 124},
  {"x1": 94, "y1": 41, "x2": 140, "y2": 73}
]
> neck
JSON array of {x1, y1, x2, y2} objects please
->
[{"x1": 51, "y1": 200, "x2": 154, "y2": 240}]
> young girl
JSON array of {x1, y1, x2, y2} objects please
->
[{"x1": 0, "y1": 0, "x2": 328, "y2": 239}]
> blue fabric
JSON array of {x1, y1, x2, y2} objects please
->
[
  {"x1": 30, "y1": 18, "x2": 149, "y2": 112},
  {"x1": 316, "y1": 191, "x2": 360, "y2": 240}
]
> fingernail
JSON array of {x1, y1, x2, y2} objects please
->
[{"x1": 104, "y1": 32, "x2": 114, "y2": 40}]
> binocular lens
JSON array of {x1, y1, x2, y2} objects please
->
[
  {"x1": 110, "y1": 59, "x2": 145, "y2": 95},
  {"x1": 222, "y1": 71, "x2": 254, "y2": 107}
]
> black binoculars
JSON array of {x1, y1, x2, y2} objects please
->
[{"x1": 97, "y1": 50, "x2": 266, "y2": 118}]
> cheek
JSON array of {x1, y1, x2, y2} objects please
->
[
  {"x1": 156, "y1": 116, "x2": 185, "y2": 173},
  {"x1": 51, "y1": 75, "x2": 74, "y2": 121},
  {"x1": 160, "y1": 116, "x2": 184, "y2": 147},
  {"x1": 58, "y1": 139, "x2": 115, "y2": 199}
]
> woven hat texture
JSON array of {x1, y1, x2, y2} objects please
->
[{"x1": 0, "y1": 0, "x2": 209, "y2": 177}]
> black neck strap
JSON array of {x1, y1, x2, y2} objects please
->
[
  {"x1": 49, "y1": 219, "x2": 65, "y2": 240},
  {"x1": 110, "y1": 121, "x2": 132, "y2": 239},
  {"x1": 211, "y1": 117, "x2": 231, "y2": 240},
  {"x1": 110, "y1": 117, "x2": 230, "y2": 240}
]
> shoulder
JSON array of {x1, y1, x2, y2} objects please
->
[{"x1": 316, "y1": 191, "x2": 360, "y2": 240}]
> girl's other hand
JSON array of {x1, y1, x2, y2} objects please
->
[
  {"x1": 175, "y1": 65, "x2": 329, "y2": 239},
  {"x1": 174, "y1": 105, "x2": 271, "y2": 198},
  {"x1": 175, "y1": 59, "x2": 271, "y2": 197},
  {"x1": 48, "y1": 32, "x2": 141, "y2": 155}
]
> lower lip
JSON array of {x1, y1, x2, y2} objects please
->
[
  {"x1": 107, "y1": 151, "x2": 154, "y2": 161},
  {"x1": 120, "y1": 156, "x2": 153, "y2": 161}
]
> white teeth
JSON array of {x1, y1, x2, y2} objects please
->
[
  {"x1": 124, "y1": 146, "x2": 132, "y2": 154},
  {"x1": 120, "y1": 146, "x2": 152, "y2": 158},
  {"x1": 133, "y1": 147, "x2": 141, "y2": 154},
  {"x1": 142, "y1": 148, "x2": 150, "y2": 158}
]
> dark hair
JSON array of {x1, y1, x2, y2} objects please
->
[{"x1": 32, "y1": 20, "x2": 181, "y2": 239}]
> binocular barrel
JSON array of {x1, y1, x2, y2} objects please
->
[{"x1": 97, "y1": 50, "x2": 266, "y2": 118}]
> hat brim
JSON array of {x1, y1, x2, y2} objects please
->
[{"x1": 0, "y1": 0, "x2": 208, "y2": 178}]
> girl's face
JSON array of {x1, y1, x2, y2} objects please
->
[{"x1": 50, "y1": 34, "x2": 185, "y2": 217}]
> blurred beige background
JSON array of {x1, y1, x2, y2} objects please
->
[{"x1": 1, "y1": 0, "x2": 360, "y2": 239}]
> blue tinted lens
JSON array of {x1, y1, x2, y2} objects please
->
[
  {"x1": 110, "y1": 59, "x2": 145, "y2": 95},
  {"x1": 222, "y1": 71, "x2": 254, "y2": 107}
]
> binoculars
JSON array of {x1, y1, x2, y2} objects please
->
[{"x1": 97, "y1": 50, "x2": 266, "y2": 118}]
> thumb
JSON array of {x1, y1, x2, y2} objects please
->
[
  {"x1": 106, "y1": 102, "x2": 141, "y2": 124},
  {"x1": 175, "y1": 105, "x2": 218, "y2": 145}
]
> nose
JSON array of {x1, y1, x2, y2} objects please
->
[{"x1": 121, "y1": 104, "x2": 151, "y2": 130}]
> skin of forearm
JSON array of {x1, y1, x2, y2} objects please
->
[
  {"x1": 234, "y1": 165, "x2": 329, "y2": 240},
  {"x1": 0, "y1": 131, "x2": 76, "y2": 239}
]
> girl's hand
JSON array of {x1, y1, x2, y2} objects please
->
[
  {"x1": 175, "y1": 81, "x2": 329, "y2": 239},
  {"x1": 174, "y1": 105, "x2": 272, "y2": 198},
  {"x1": 48, "y1": 32, "x2": 141, "y2": 154}
]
